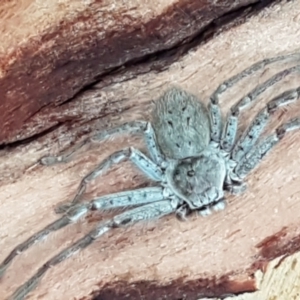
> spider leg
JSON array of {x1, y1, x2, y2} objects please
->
[
  {"x1": 234, "y1": 117, "x2": 300, "y2": 179},
  {"x1": 41, "y1": 121, "x2": 164, "y2": 166},
  {"x1": 220, "y1": 64, "x2": 300, "y2": 152},
  {"x1": 56, "y1": 147, "x2": 164, "y2": 213},
  {"x1": 197, "y1": 199, "x2": 227, "y2": 217},
  {"x1": 0, "y1": 205, "x2": 88, "y2": 279},
  {"x1": 231, "y1": 87, "x2": 300, "y2": 161},
  {"x1": 91, "y1": 186, "x2": 171, "y2": 209},
  {"x1": 223, "y1": 88, "x2": 300, "y2": 191},
  {"x1": 0, "y1": 187, "x2": 169, "y2": 279},
  {"x1": 9, "y1": 199, "x2": 178, "y2": 300},
  {"x1": 224, "y1": 181, "x2": 247, "y2": 195},
  {"x1": 211, "y1": 199, "x2": 227, "y2": 212},
  {"x1": 208, "y1": 52, "x2": 300, "y2": 144},
  {"x1": 208, "y1": 96, "x2": 223, "y2": 144}
]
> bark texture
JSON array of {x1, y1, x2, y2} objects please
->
[
  {"x1": 1, "y1": 0, "x2": 300, "y2": 300},
  {"x1": 0, "y1": 0, "x2": 272, "y2": 145}
]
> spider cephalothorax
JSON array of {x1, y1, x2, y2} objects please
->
[
  {"x1": 166, "y1": 151, "x2": 227, "y2": 212},
  {"x1": 2, "y1": 52, "x2": 300, "y2": 299}
]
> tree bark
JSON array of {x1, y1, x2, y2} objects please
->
[{"x1": 1, "y1": 0, "x2": 300, "y2": 300}]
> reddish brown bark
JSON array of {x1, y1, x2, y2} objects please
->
[{"x1": 0, "y1": 0, "x2": 273, "y2": 145}]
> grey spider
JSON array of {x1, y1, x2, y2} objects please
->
[{"x1": 2, "y1": 52, "x2": 300, "y2": 299}]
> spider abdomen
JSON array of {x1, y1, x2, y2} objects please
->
[{"x1": 152, "y1": 88, "x2": 211, "y2": 160}]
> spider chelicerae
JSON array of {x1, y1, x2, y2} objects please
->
[{"x1": 2, "y1": 52, "x2": 300, "y2": 299}]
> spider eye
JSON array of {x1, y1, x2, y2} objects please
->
[
  {"x1": 187, "y1": 170, "x2": 195, "y2": 177},
  {"x1": 174, "y1": 169, "x2": 180, "y2": 176}
]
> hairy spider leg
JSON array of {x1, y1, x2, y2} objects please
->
[
  {"x1": 234, "y1": 117, "x2": 300, "y2": 178},
  {"x1": 221, "y1": 87, "x2": 300, "y2": 193},
  {"x1": 208, "y1": 52, "x2": 300, "y2": 144},
  {"x1": 197, "y1": 199, "x2": 227, "y2": 217},
  {"x1": 10, "y1": 198, "x2": 179, "y2": 300},
  {"x1": 0, "y1": 187, "x2": 169, "y2": 280},
  {"x1": 231, "y1": 87, "x2": 300, "y2": 161},
  {"x1": 55, "y1": 147, "x2": 165, "y2": 213},
  {"x1": 41, "y1": 120, "x2": 164, "y2": 166},
  {"x1": 221, "y1": 65, "x2": 300, "y2": 152}
]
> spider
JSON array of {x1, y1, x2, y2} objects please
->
[{"x1": 2, "y1": 52, "x2": 300, "y2": 300}]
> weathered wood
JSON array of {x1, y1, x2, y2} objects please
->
[
  {"x1": 221, "y1": 251, "x2": 300, "y2": 300},
  {"x1": 0, "y1": 0, "x2": 266, "y2": 145},
  {"x1": 1, "y1": 0, "x2": 300, "y2": 300}
]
